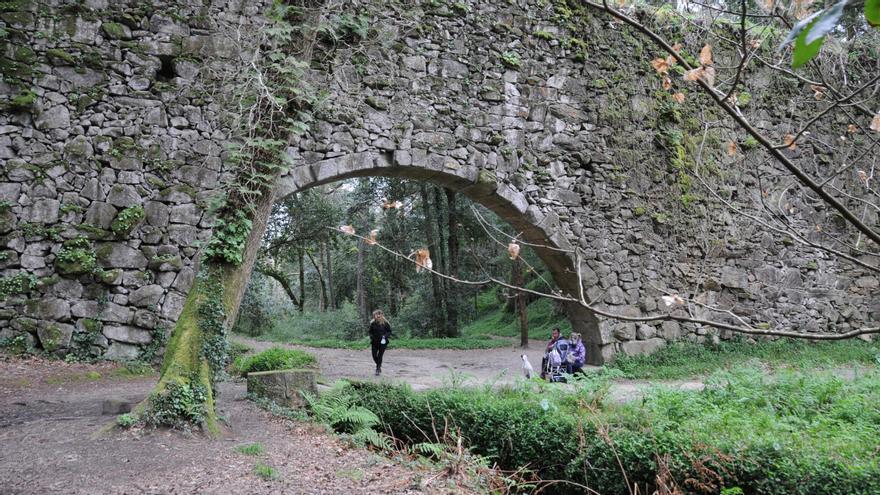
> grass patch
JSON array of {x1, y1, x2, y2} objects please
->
[
  {"x1": 235, "y1": 443, "x2": 264, "y2": 456},
  {"x1": 232, "y1": 347, "x2": 317, "y2": 376},
  {"x1": 461, "y1": 296, "x2": 571, "y2": 339},
  {"x1": 609, "y1": 337, "x2": 880, "y2": 379},
  {"x1": 253, "y1": 462, "x2": 278, "y2": 480},
  {"x1": 333, "y1": 366, "x2": 880, "y2": 495},
  {"x1": 45, "y1": 370, "x2": 102, "y2": 384}
]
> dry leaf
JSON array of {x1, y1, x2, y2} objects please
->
[
  {"x1": 382, "y1": 198, "x2": 404, "y2": 209},
  {"x1": 650, "y1": 57, "x2": 670, "y2": 74},
  {"x1": 810, "y1": 85, "x2": 825, "y2": 100},
  {"x1": 699, "y1": 44, "x2": 713, "y2": 66},
  {"x1": 340, "y1": 225, "x2": 355, "y2": 235},
  {"x1": 871, "y1": 114, "x2": 880, "y2": 133},
  {"x1": 702, "y1": 66, "x2": 716, "y2": 87},
  {"x1": 847, "y1": 124, "x2": 858, "y2": 134},
  {"x1": 726, "y1": 93, "x2": 738, "y2": 106},
  {"x1": 858, "y1": 170, "x2": 869, "y2": 184},
  {"x1": 672, "y1": 92, "x2": 685, "y2": 103},
  {"x1": 671, "y1": 43, "x2": 683, "y2": 53},
  {"x1": 508, "y1": 242, "x2": 520, "y2": 260},
  {"x1": 783, "y1": 134, "x2": 797, "y2": 150},
  {"x1": 662, "y1": 76, "x2": 673, "y2": 90},
  {"x1": 414, "y1": 248, "x2": 432, "y2": 273},
  {"x1": 726, "y1": 141, "x2": 737, "y2": 157},
  {"x1": 366, "y1": 229, "x2": 379, "y2": 245},
  {"x1": 749, "y1": 38, "x2": 762, "y2": 49},
  {"x1": 683, "y1": 67, "x2": 703, "y2": 81},
  {"x1": 763, "y1": 0, "x2": 774, "y2": 11}
]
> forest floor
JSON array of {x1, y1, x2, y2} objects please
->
[
  {"x1": 237, "y1": 336, "x2": 707, "y2": 402},
  {"x1": 0, "y1": 355, "x2": 478, "y2": 495}
]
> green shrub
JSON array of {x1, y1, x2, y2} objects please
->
[
  {"x1": 116, "y1": 413, "x2": 137, "y2": 428},
  {"x1": 232, "y1": 347, "x2": 317, "y2": 376},
  {"x1": 334, "y1": 367, "x2": 880, "y2": 495},
  {"x1": 253, "y1": 462, "x2": 278, "y2": 480}
]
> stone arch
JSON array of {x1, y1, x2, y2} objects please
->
[{"x1": 275, "y1": 153, "x2": 604, "y2": 365}]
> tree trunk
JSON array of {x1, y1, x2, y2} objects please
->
[
  {"x1": 445, "y1": 188, "x2": 459, "y2": 338},
  {"x1": 419, "y1": 184, "x2": 446, "y2": 337},
  {"x1": 255, "y1": 264, "x2": 301, "y2": 308},
  {"x1": 513, "y1": 257, "x2": 529, "y2": 348},
  {"x1": 298, "y1": 248, "x2": 305, "y2": 312},
  {"x1": 306, "y1": 249, "x2": 328, "y2": 312},
  {"x1": 356, "y1": 239, "x2": 368, "y2": 323},
  {"x1": 325, "y1": 241, "x2": 334, "y2": 310}
]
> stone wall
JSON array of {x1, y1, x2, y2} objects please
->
[{"x1": 1, "y1": 0, "x2": 877, "y2": 363}]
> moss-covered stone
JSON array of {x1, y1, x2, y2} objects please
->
[
  {"x1": 46, "y1": 48, "x2": 77, "y2": 65},
  {"x1": 111, "y1": 205, "x2": 145, "y2": 236},
  {"x1": 101, "y1": 21, "x2": 129, "y2": 40}
]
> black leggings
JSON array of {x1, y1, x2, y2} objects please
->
[{"x1": 371, "y1": 342, "x2": 387, "y2": 368}]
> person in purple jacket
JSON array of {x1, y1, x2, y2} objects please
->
[{"x1": 567, "y1": 332, "x2": 586, "y2": 375}]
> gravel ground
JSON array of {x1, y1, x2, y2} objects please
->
[{"x1": 0, "y1": 355, "x2": 478, "y2": 495}]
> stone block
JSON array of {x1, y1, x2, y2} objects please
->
[
  {"x1": 246, "y1": 369, "x2": 318, "y2": 409},
  {"x1": 128, "y1": 284, "x2": 164, "y2": 307},
  {"x1": 25, "y1": 298, "x2": 70, "y2": 321},
  {"x1": 36, "y1": 323, "x2": 74, "y2": 351},
  {"x1": 621, "y1": 338, "x2": 666, "y2": 357},
  {"x1": 22, "y1": 199, "x2": 60, "y2": 224},
  {"x1": 103, "y1": 325, "x2": 152, "y2": 344},
  {"x1": 105, "y1": 342, "x2": 140, "y2": 361}
]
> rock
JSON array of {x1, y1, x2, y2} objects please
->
[
  {"x1": 636, "y1": 324, "x2": 655, "y2": 340},
  {"x1": 660, "y1": 321, "x2": 681, "y2": 340},
  {"x1": 85, "y1": 202, "x2": 117, "y2": 229},
  {"x1": 34, "y1": 105, "x2": 70, "y2": 130},
  {"x1": 720, "y1": 266, "x2": 748, "y2": 290},
  {"x1": 160, "y1": 291, "x2": 186, "y2": 320},
  {"x1": 104, "y1": 342, "x2": 141, "y2": 361},
  {"x1": 98, "y1": 302, "x2": 134, "y2": 324},
  {"x1": 106, "y1": 184, "x2": 142, "y2": 207},
  {"x1": 103, "y1": 325, "x2": 153, "y2": 344},
  {"x1": 169, "y1": 204, "x2": 201, "y2": 225},
  {"x1": 25, "y1": 298, "x2": 70, "y2": 321},
  {"x1": 612, "y1": 323, "x2": 636, "y2": 341},
  {"x1": 246, "y1": 369, "x2": 318, "y2": 408},
  {"x1": 22, "y1": 199, "x2": 60, "y2": 224},
  {"x1": 36, "y1": 323, "x2": 74, "y2": 351},
  {"x1": 96, "y1": 243, "x2": 148, "y2": 269},
  {"x1": 621, "y1": 338, "x2": 666, "y2": 357},
  {"x1": 128, "y1": 285, "x2": 164, "y2": 307}
]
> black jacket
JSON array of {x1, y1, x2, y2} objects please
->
[{"x1": 369, "y1": 320, "x2": 392, "y2": 344}]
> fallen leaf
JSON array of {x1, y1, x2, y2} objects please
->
[
  {"x1": 650, "y1": 57, "x2": 670, "y2": 74},
  {"x1": 858, "y1": 170, "x2": 869, "y2": 184},
  {"x1": 702, "y1": 66, "x2": 716, "y2": 87},
  {"x1": 810, "y1": 84, "x2": 825, "y2": 100},
  {"x1": 699, "y1": 44, "x2": 713, "y2": 66},
  {"x1": 871, "y1": 113, "x2": 880, "y2": 132},
  {"x1": 783, "y1": 134, "x2": 797, "y2": 149},
  {"x1": 672, "y1": 92, "x2": 685, "y2": 103},
  {"x1": 340, "y1": 225, "x2": 355, "y2": 235},
  {"x1": 749, "y1": 38, "x2": 762, "y2": 49},
  {"x1": 382, "y1": 198, "x2": 404, "y2": 209},
  {"x1": 662, "y1": 75, "x2": 672, "y2": 90},
  {"x1": 366, "y1": 229, "x2": 379, "y2": 245},
  {"x1": 726, "y1": 141, "x2": 737, "y2": 156},
  {"x1": 683, "y1": 67, "x2": 703, "y2": 81},
  {"x1": 671, "y1": 43, "x2": 683, "y2": 53},
  {"x1": 847, "y1": 124, "x2": 858, "y2": 134},
  {"x1": 508, "y1": 242, "x2": 520, "y2": 260}
]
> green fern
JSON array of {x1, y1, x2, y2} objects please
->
[
  {"x1": 411, "y1": 442, "x2": 445, "y2": 458},
  {"x1": 304, "y1": 381, "x2": 392, "y2": 450}
]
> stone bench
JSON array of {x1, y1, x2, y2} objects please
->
[{"x1": 246, "y1": 369, "x2": 318, "y2": 408}]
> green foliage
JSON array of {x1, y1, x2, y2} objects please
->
[
  {"x1": 4, "y1": 89, "x2": 36, "y2": 111},
  {"x1": 609, "y1": 337, "x2": 880, "y2": 380},
  {"x1": 116, "y1": 413, "x2": 137, "y2": 428},
  {"x1": 55, "y1": 237, "x2": 99, "y2": 276},
  {"x1": 197, "y1": 271, "x2": 229, "y2": 383},
  {"x1": 145, "y1": 379, "x2": 209, "y2": 430},
  {"x1": 304, "y1": 381, "x2": 392, "y2": 450},
  {"x1": 0, "y1": 272, "x2": 37, "y2": 299},
  {"x1": 65, "y1": 318, "x2": 102, "y2": 363},
  {"x1": 338, "y1": 366, "x2": 880, "y2": 495},
  {"x1": 110, "y1": 205, "x2": 145, "y2": 236},
  {"x1": 253, "y1": 462, "x2": 278, "y2": 480},
  {"x1": 0, "y1": 334, "x2": 30, "y2": 354},
  {"x1": 867, "y1": 0, "x2": 880, "y2": 25},
  {"x1": 500, "y1": 51, "x2": 521, "y2": 68},
  {"x1": 235, "y1": 443, "x2": 264, "y2": 456},
  {"x1": 203, "y1": 207, "x2": 252, "y2": 265},
  {"x1": 232, "y1": 347, "x2": 317, "y2": 376}
]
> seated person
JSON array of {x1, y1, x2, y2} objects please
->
[
  {"x1": 539, "y1": 327, "x2": 561, "y2": 379},
  {"x1": 567, "y1": 332, "x2": 586, "y2": 374}
]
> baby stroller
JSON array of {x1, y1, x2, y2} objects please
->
[{"x1": 545, "y1": 338, "x2": 571, "y2": 383}]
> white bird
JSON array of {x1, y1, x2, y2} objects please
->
[{"x1": 521, "y1": 354, "x2": 535, "y2": 379}]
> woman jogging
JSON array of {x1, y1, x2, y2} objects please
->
[{"x1": 368, "y1": 309, "x2": 392, "y2": 376}]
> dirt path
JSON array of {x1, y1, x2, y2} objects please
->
[
  {"x1": 236, "y1": 337, "x2": 706, "y2": 401},
  {"x1": 0, "y1": 356, "x2": 470, "y2": 495}
]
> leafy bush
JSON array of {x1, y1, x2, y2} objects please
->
[
  {"x1": 232, "y1": 347, "x2": 317, "y2": 376},
  {"x1": 332, "y1": 367, "x2": 880, "y2": 495}
]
